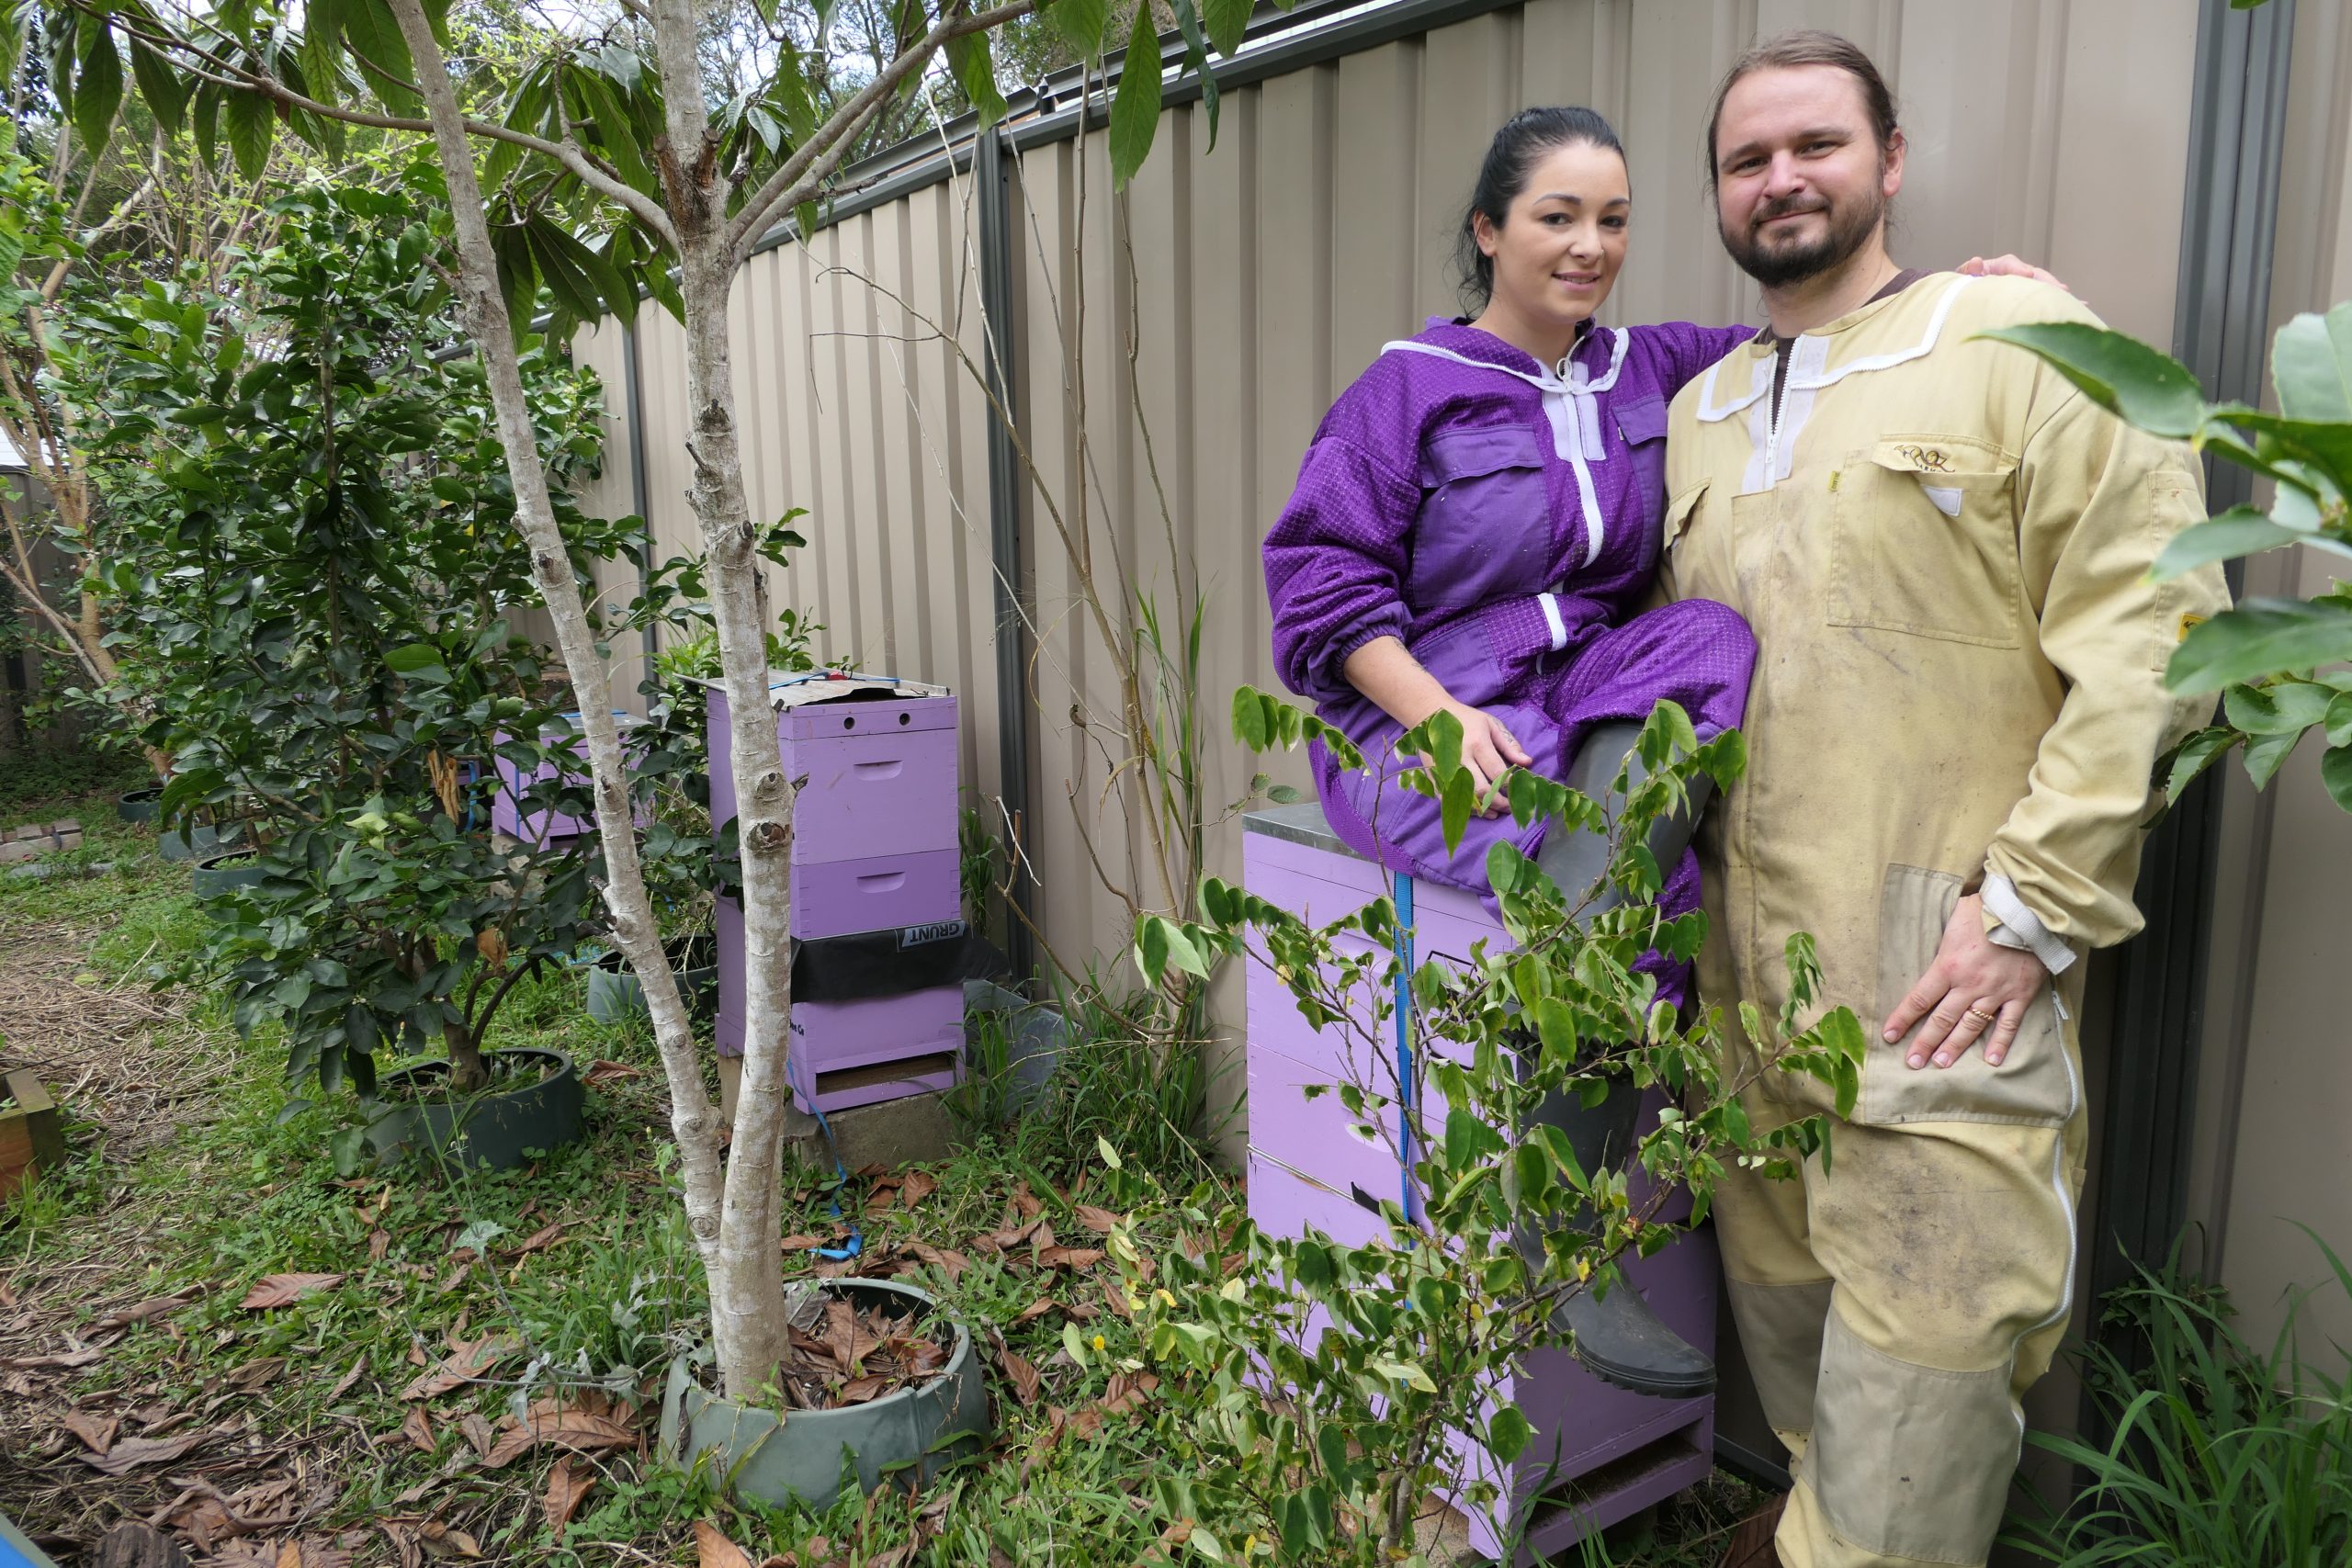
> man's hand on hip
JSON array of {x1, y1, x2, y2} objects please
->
[{"x1": 1882, "y1": 893, "x2": 2049, "y2": 1070}]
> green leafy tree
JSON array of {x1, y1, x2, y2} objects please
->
[
  {"x1": 15, "y1": 0, "x2": 1280, "y2": 1395},
  {"x1": 1985, "y1": 306, "x2": 2352, "y2": 811},
  {"x1": 66, "y1": 181, "x2": 643, "y2": 1116},
  {"x1": 1118, "y1": 695, "x2": 1863, "y2": 1562}
]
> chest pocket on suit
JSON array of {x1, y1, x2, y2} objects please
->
[
  {"x1": 1409, "y1": 424, "x2": 1553, "y2": 613},
  {"x1": 1829, "y1": 435, "x2": 2023, "y2": 649},
  {"x1": 1614, "y1": 396, "x2": 1669, "y2": 548}
]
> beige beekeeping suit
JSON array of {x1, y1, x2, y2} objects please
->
[{"x1": 1658, "y1": 272, "x2": 2229, "y2": 1568}]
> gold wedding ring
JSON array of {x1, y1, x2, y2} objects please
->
[{"x1": 1963, "y1": 1007, "x2": 1996, "y2": 1026}]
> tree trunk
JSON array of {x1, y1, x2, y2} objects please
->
[
  {"x1": 445, "y1": 1018, "x2": 490, "y2": 1094},
  {"x1": 673, "y1": 231, "x2": 798, "y2": 1396},
  {"x1": 385, "y1": 0, "x2": 729, "y2": 1290}
]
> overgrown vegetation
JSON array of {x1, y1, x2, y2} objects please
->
[
  {"x1": 1, "y1": 795, "x2": 1771, "y2": 1565},
  {"x1": 2005, "y1": 1238, "x2": 2352, "y2": 1565}
]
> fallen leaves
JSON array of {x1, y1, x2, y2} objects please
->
[
  {"x1": 74, "y1": 1427, "x2": 210, "y2": 1474},
  {"x1": 582, "y1": 1059, "x2": 644, "y2": 1088},
  {"x1": 541, "y1": 1458, "x2": 595, "y2": 1542},
  {"x1": 240, "y1": 1273, "x2": 344, "y2": 1310},
  {"x1": 1074, "y1": 1204, "x2": 1125, "y2": 1234},
  {"x1": 479, "y1": 1391, "x2": 637, "y2": 1469},
  {"x1": 93, "y1": 1291, "x2": 201, "y2": 1334},
  {"x1": 397, "y1": 1336, "x2": 514, "y2": 1401},
  {"x1": 504, "y1": 1222, "x2": 566, "y2": 1259},
  {"x1": 400, "y1": 1406, "x2": 435, "y2": 1453},
  {"x1": 62, "y1": 1409, "x2": 119, "y2": 1454},
  {"x1": 997, "y1": 1348, "x2": 1042, "y2": 1407},
  {"x1": 693, "y1": 1519, "x2": 755, "y2": 1568},
  {"x1": 1, "y1": 1345, "x2": 102, "y2": 1371}
]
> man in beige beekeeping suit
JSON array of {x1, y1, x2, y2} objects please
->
[{"x1": 1656, "y1": 30, "x2": 2231, "y2": 1568}]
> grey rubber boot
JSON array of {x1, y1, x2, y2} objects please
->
[
  {"x1": 1520, "y1": 719, "x2": 1716, "y2": 1399},
  {"x1": 1516, "y1": 1070, "x2": 1715, "y2": 1399}
]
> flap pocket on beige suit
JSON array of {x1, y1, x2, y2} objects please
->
[
  {"x1": 1829, "y1": 436, "x2": 2023, "y2": 649},
  {"x1": 1860, "y1": 863, "x2": 2078, "y2": 1127}
]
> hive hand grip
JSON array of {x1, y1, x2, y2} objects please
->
[
  {"x1": 854, "y1": 760, "x2": 904, "y2": 780},
  {"x1": 855, "y1": 871, "x2": 908, "y2": 891}
]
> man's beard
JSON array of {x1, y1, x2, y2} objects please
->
[{"x1": 1721, "y1": 184, "x2": 1885, "y2": 288}]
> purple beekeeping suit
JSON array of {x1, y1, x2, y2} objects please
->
[{"x1": 1263, "y1": 316, "x2": 1758, "y2": 1004}]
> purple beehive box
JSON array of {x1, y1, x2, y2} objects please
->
[
  {"x1": 491, "y1": 710, "x2": 637, "y2": 846},
  {"x1": 706, "y1": 672, "x2": 964, "y2": 1111},
  {"x1": 1241, "y1": 801, "x2": 1716, "y2": 1563}
]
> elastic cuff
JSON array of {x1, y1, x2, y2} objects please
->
[{"x1": 1980, "y1": 872, "x2": 2075, "y2": 976}]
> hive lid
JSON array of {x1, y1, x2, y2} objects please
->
[{"x1": 693, "y1": 671, "x2": 952, "y2": 710}]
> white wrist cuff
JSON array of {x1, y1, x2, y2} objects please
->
[
  {"x1": 1537, "y1": 591, "x2": 1568, "y2": 652},
  {"x1": 1981, "y1": 872, "x2": 2075, "y2": 976}
]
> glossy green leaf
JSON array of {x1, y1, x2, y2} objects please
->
[
  {"x1": 2152, "y1": 505, "x2": 2310, "y2": 581},
  {"x1": 1046, "y1": 0, "x2": 1111, "y2": 59},
  {"x1": 342, "y1": 0, "x2": 420, "y2": 117},
  {"x1": 1108, "y1": 6, "x2": 1162, "y2": 190},
  {"x1": 1976, "y1": 322, "x2": 2208, "y2": 439},
  {"x1": 1487, "y1": 1404, "x2": 1533, "y2": 1464},
  {"x1": 2322, "y1": 745, "x2": 2352, "y2": 813},
  {"x1": 1168, "y1": 0, "x2": 1218, "y2": 148},
  {"x1": 127, "y1": 38, "x2": 187, "y2": 134},
  {"x1": 2168, "y1": 598, "x2": 2352, "y2": 694},
  {"x1": 945, "y1": 33, "x2": 1007, "y2": 130},
  {"x1": 223, "y1": 86, "x2": 275, "y2": 181},
  {"x1": 2268, "y1": 302, "x2": 2352, "y2": 423},
  {"x1": 2242, "y1": 727, "x2": 2304, "y2": 791},
  {"x1": 1202, "y1": 0, "x2": 1251, "y2": 56},
  {"x1": 2223, "y1": 680, "x2": 2335, "y2": 737},
  {"x1": 73, "y1": 17, "x2": 124, "y2": 158},
  {"x1": 2160, "y1": 728, "x2": 2237, "y2": 803}
]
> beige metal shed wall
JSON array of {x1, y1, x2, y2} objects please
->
[{"x1": 2185, "y1": 0, "x2": 2352, "y2": 1360}]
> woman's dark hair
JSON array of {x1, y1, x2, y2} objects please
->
[
  {"x1": 1704, "y1": 30, "x2": 1898, "y2": 190},
  {"x1": 1454, "y1": 106, "x2": 1626, "y2": 312}
]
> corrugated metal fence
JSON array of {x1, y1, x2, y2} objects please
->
[{"x1": 585, "y1": 0, "x2": 2198, "y2": 1049}]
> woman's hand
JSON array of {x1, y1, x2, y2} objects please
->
[
  {"x1": 1429, "y1": 698, "x2": 1532, "y2": 818},
  {"x1": 1960, "y1": 254, "x2": 2072, "y2": 294}
]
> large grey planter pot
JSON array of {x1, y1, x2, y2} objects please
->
[
  {"x1": 361, "y1": 1046, "x2": 585, "y2": 1171},
  {"x1": 662, "y1": 1278, "x2": 988, "y2": 1514},
  {"x1": 585, "y1": 939, "x2": 717, "y2": 1026},
  {"x1": 965, "y1": 979, "x2": 1074, "y2": 1115},
  {"x1": 158, "y1": 820, "x2": 247, "y2": 863},
  {"x1": 190, "y1": 849, "x2": 266, "y2": 902},
  {"x1": 116, "y1": 787, "x2": 164, "y2": 823}
]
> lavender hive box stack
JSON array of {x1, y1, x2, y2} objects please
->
[
  {"x1": 492, "y1": 710, "x2": 632, "y2": 845},
  {"x1": 1241, "y1": 802, "x2": 1716, "y2": 1562},
  {"x1": 707, "y1": 673, "x2": 964, "y2": 1112}
]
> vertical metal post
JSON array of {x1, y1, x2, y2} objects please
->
[
  {"x1": 623, "y1": 321, "x2": 659, "y2": 672},
  {"x1": 2084, "y1": 0, "x2": 2295, "y2": 1414},
  {"x1": 976, "y1": 126, "x2": 1036, "y2": 978}
]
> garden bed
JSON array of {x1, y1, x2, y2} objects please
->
[{"x1": 0, "y1": 795, "x2": 1766, "y2": 1567}]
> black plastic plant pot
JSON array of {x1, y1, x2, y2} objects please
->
[
  {"x1": 117, "y1": 787, "x2": 164, "y2": 823},
  {"x1": 661, "y1": 1278, "x2": 989, "y2": 1513},
  {"x1": 158, "y1": 819, "x2": 248, "y2": 863},
  {"x1": 190, "y1": 849, "x2": 266, "y2": 902},
  {"x1": 361, "y1": 1046, "x2": 585, "y2": 1172},
  {"x1": 584, "y1": 939, "x2": 718, "y2": 1026}
]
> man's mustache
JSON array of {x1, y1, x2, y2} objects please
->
[{"x1": 1753, "y1": 196, "x2": 1829, "y2": 229}]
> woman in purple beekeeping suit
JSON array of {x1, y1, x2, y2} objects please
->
[
  {"x1": 1261, "y1": 106, "x2": 2052, "y2": 1400},
  {"x1": 1265, "y1": 107, "x2": 1755, "y2": 976}
]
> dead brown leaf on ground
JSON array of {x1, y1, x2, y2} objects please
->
[
  {"x1": 239, "y1": 1274, "x2": 343, "y2": 1310},
  {"x1": 899, "y1": 1169, "x2": 937, "y2": 1208},
  {"x1": 998, "y1": 1348, "x2": 1042, "y2": 1407},
  {"x1": 61, "y1": 1409, "x2": 118, "y2": 1455},
  {"x1": 480, "y1": 1392, "x2": 637, "y2": 1469},
  {"x1": 581, "y1": 1059, "x2": 643, "y2": 1088},
  {"x1": 1038, "y1": 1247, "x2": 1105, "y2": 1270},
  {"x1": 1074, "y1": 1204, "x2": 1125, "y2": 1234},
  {"x1": 226, "y1": 1356, "x2": 286, "y2": 1393},
  {"x1": 693, "y1": 1518, "x2": 756, "y2": 1568},
  {"x1": 399, "y1": 1406, "x2": 434, "y2": 1453},
  {"x1": 1098, "y1": 1371, "x2": 1159, "y2": 1416},
  {"x1": 2, "y1": 1346, "x2": 102, "y2": 1371},
  {"x1": 504, "y1": 1222, "x2": 565, "y2": 1258},
  {"x1": 324, "y1": 1354, "x2": 367, "y2": 1402},
  {"x1": 93, "y1": 1291, "x2": 200, "y2": 1334},
  {"x1": 541, "y1": 1457, "x2": 594, "y2": 1541},
  {"x1": 397, "y1": 1336, "x2": 514, "y2": 1401},
  {"x1": 74, "y1": 1427, "x2": 209, "y2": 1474}
]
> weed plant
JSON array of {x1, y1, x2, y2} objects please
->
[{"x1": 2005, "y1": 1236, "x2": 2352, "y2": 1565}]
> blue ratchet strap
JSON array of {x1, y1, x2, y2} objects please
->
[
  {"x1": 785, "y1": 1041, "x2": 864, "y2": 1261},
  {"x1": 1392, "y1": 870, "x2": 1419, "y2": 1225}
]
